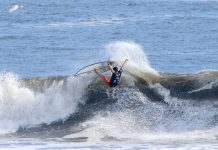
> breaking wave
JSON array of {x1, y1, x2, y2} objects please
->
[{"x1": 0, "y1": 42, "x2": 217, "y2": 143}]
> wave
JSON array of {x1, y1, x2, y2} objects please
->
[
  {"x1": 0, "y1": 69, "x2": 217, "y2": 136},
  {"x1": 0, "y1": 73, "x2": 91, "y2": 134},
  {"x1": 0, "y1": 42, "x2": 217, "y2": 142},
  {"x1": 33, "y1": 13, "x2": 218, "y2": 29},
  {"x1": 33, "y1": 18, "x2": 123, "y2": 28}
]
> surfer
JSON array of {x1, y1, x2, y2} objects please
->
[{"x1": 94, "y1": 59, "x2": 128, "y2": 87}]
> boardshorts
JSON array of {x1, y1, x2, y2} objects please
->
[{"x1": 102, "y1": 76, "x2": 110, "y2": 86}]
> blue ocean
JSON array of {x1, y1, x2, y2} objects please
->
[{"x1": 0, "y1": 0, "x2": 218, "y2": 149}]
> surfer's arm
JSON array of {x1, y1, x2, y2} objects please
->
[
  {"x1": 120, "y1": 59, "x2": 128, "y2": 69},
  {"x1": 107, "y1": 60, "x2": 114, "y2": 73},
  {"x1": 108, "y1": 65, "x2": 114, "y2": 73}
]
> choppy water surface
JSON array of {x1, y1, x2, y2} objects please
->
[{"x1": 0, "y1": 0, "x2": 218, "y2": 149}]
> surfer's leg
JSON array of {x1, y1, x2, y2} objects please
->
[
  {"x1": 94, "y1": 69, "x2": 110, "y2": 86},
  {"x1": 102, "y1": 76, "x2": 110, "y2": 86},
  {"x1": 94, "y1": 69, "x2": 104, "y2": 78}
]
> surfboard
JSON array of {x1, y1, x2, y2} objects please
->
[{"x1": 74, "y1": 61, "x2": 117, "y2": 76}]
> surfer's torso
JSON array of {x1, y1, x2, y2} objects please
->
[{"x1": 109, "y1": 69, "x2": 123, "y2": 87}]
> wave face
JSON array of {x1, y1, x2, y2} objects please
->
[
  {"x1": 0, "y1": 42, "x2": 217, "y2": 142},
  {"x1": 0, "y1": 69, "x2": 216, "y2": 141}
]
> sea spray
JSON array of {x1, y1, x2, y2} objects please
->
[
  {"x1": 104, "y1": 41, "x2": 158, "y2": 75},
  {"x1": 0, "y1": 73, "x2": 90, "y2": 133},
  {"x1": 75, "y1": 83, "x2": 218, "y2": 142}
]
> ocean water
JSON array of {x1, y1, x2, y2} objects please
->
[{"x1": 0, "y1": 0, "x2": 218, "y2": 149}]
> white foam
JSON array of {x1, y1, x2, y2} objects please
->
[
  {"x1": 78, "y1": 110, "x2": 218, "y2": 143},
  {"x1": 104, "y1": 41, "x2": 158, "y2": 75},
  {"x1": 188, "y1": 79, "x2": 218, "y2": 93},
  {"x1": 8, "y1": 4, "x2": 23, "y2": 13},
  {"x1": 74, "y1": 82, "x2": 218, "y2": 143},
  {"x1": 0, "y1": 73, "x2": 90, "y2": 133}
]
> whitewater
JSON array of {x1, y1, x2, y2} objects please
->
[
  {"x1": 1, "y1": 0, "x2": 218, "y2": 149},
  {"x1": 0, "y1": 41, "x2": 218, "y2": 149}
]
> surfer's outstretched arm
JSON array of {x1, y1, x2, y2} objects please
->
[
  {"x1": 107, "y1": 60, "x2": 114, "y2": 73},
  {"x1": 108, "y1": 64, "x2": 114, "y2": 73},
  {"x1": 121, "y1": 59, "x2": 128, "y2": 69}
]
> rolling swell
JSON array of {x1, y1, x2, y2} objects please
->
[{"x1": 15, "y1": 69, "x2": 218, "y2": 137}]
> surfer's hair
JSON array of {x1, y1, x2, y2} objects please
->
[{"x1": 113, "y1": 67, "x2": 118, "y2": 72}]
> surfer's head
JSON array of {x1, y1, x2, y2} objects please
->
[{"x1": 113, "y1": 67, "x2": 118, "y2": 72}]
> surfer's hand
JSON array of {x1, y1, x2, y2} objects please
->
[{"x1": 107, "y1": 60, "x2": 111, "y2": 65}]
